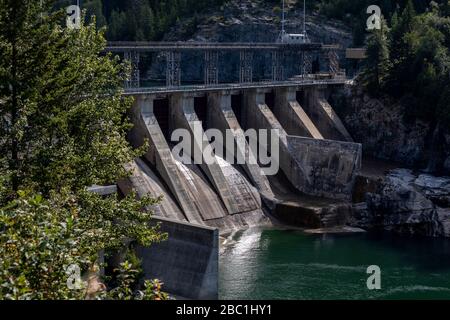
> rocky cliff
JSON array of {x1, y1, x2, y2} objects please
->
[
  {"x1": 165, "y1": 0, "x2": 352, "y2": 44},
  {"x1": 331, "y1": 83, "x2": 450, "y2": 176},
  {"x1": 146, "y1": 0, "x2": 353, "y2": 82},
  {"x1": 334, "y1": 83, "x2": 450, "y2": 237}
]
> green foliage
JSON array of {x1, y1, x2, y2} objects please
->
[
  {"x1": 363, "y1": 17, "x2": 390, "y2": 95},
  {"x1": 104, "y1": 0, "x2": 227, "y2": 41},
  {"x1": 361, "y1": 0, "x2": 450, "y2": 127},
  {"x1": 57, "y1": 0, "x2": 450, "y2": 44},
  {"x1": 0, "y1": 190, "x2": 166, "y2": 300},
  {"x1": 273, "y1": 6, "x2": 282, "y2": 16},
  {"x1": 85, "y1": 0, "x2": 107, "y2": 29},
  {"x1": 314, "y1": 0, "x2": 447, "y2": 45},
  {"x1": 437, "y1": 85, "x2": 450, "y2": 126},
  {"x1": 103, "y1": 253, "x2": 169, "y2": 300},
  {"x1": 0, "y1": 0, "x2": 167, "y2": 299},
  {"x1": 140, "y1": 279, "x2": 169, "y2": 300},
  {"x1": 0, "y1": 0, "x2": 146, "y2": 198},
  {"x1": 106, "y1": 260, "x2": 141, "y2": 300}
]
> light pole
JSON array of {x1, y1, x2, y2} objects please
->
[{"x1": 303, "y1": 0, "x2": 306, "y2": 35}]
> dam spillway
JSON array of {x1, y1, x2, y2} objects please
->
[{"x1": 122, "y1": 83, "x2": 362, "y2": 234}]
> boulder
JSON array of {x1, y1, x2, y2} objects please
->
[
  {"x1": 414, "y1": 174, "x2": 450, "y2": 207},
  {"x1": 350, "y1": 169, "x2": 450, "y2": 237}
]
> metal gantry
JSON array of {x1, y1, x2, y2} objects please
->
[
  {"x1": 107, "y1": 42, "x2": 344, "y2": 89},
  {"x1": 271, "y1": 50, "x2": 284, "y2": 81},
  {"x1": 302, "y1": 51, "x2": 313, "y2": 77},
  {"x1": 204, "y1": 50, "x2": 219, "y2": 85},
  {"x1": 124, "y1": 51, "x2": 140, "y2": 88},
  {"x1": 327, "y1": 49, "x2": 340, "y2": 75},
  {"x1": 166, "y1": 51, "x2": 181, "y2": 87},
  {"x1": 239, "y1": 50, "x2": 253, "y2": 84}
]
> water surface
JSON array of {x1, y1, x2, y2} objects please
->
[{"x1": 219, "y1": 228, "x2": 450, "y2": 300}]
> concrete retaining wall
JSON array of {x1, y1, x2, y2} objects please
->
[
  {"x1": 136, "y1": 216, "x2": 219, "y2": 300},
  {"x1": 286, "y1": 136, "x2": 362, "y2": 200}
]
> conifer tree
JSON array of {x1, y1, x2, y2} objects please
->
[
  {"x1": 364, "y1": 17, "x2": 390, "y2": 95},
  {"x1": 386, "y1": 0, "x2": 417, "y2": 96},
  {"x1": 0, "y1": 0, "x2": 166, "y2": 299},
  {"x1": 0, "y1": 0, "x2": 136, "y2": 196},
  {"x1": 85, "y1": 0, "x2": 107, "y2": 28}
]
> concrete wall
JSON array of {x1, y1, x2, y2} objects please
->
[
  {"x1": 242, "y1": 89, "x2": 361, "y2": 200},
  {"x1": 136, "y1": 216, "x2": 219, "y2": 300},
  {"x1": 286, "y1": 136, "x2": 362, "y2": 200}
]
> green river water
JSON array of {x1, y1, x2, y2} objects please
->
[{"x1": 219, "y1": 228, "x2": 450, "y2": 300}]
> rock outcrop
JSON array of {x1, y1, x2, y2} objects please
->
[
  {"x1": 350, "y1": 169, "x2": 450, "y2": 237},
  {"x1": 333, "y1": 84, "x2": 450, "y2": 175},
  {"x1": 146, "y1": 0, "x2": 352, "y2": 83}
]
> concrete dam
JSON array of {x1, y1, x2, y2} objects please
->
[
  {"x1": 109, "y1": 41, "x2": 362, "y2": 299},
  {"x1": 120, "y1": 83, "x2": 362, "y2": 234}
]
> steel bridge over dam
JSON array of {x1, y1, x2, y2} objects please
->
[{"x1": 105, "y1": 41, "x2": 345, "y2": 90}]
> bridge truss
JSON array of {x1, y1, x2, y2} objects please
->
[{"x1": 105, "y1": 41, "x2": 343, "y2": 90}]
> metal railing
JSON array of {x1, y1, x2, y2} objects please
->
[
  {"x1": 106, "y1": 41, "x2": 340, "y2": 52},
  {"x1": 123, "y1": 78, "x2": 348, "y2": 95}
]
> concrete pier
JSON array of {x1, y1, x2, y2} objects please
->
[
  {"x1": 243, "y1": 89, "x2": 309, "y2": 194},
  {"x1": 170, "y1": 93, "x2": 261, "y2": 215},
  {"x1": 207, "y1": 91, "x2": 275, "y2": 200},
  {"x1": 303, "y1": 87, "x2": 354, "y2": 142},
  {"x1": 119, "y1": 159, "x2": 186, "y2": 221},
  {"x1": 274, "y1": 87, "x2": 323, "y2": 139},
  {"x1": 128, "y1": 96, "x2": 227, "y2": 223}
]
